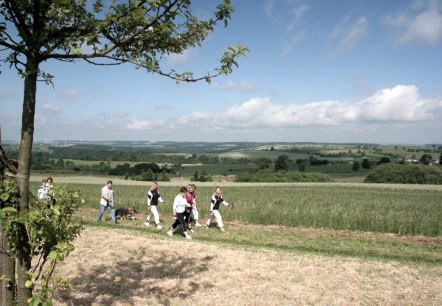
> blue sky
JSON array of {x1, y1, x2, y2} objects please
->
[{"x1": 1, "y1": 0, "x2": 442, "y2": 144}]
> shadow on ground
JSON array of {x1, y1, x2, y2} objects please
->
[{"x1": 56, "y1": 247, "x2": 215, "y2": 305}]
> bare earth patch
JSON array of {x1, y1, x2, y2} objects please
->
[{"x1": 54, "y1": 227, "x2": 442, "y2": 306}]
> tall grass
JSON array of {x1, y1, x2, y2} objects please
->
[{"x1": 32, "y1": 182, "x2": 442, "y2": 237}]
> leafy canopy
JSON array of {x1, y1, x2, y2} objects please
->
[{"x1": 0, "y1": 0, "x2": 248, "y2": 83}]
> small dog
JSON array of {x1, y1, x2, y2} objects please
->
[{"x1": 115, "y1": 207, "x2": 137, "y2": 220}]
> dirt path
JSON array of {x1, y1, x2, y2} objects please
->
[{"x1": 54, "y1": 227, "x2": 442, "y2": 306}]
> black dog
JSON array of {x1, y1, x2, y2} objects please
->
[{"x1": 115, "y1": 207, "x2": 137, "y2": 220}]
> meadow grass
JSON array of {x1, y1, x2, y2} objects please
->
[{"x1": 33, "y1": 181, "x2": 442, "y2": 237}]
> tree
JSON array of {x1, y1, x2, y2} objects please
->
[
  {"x1": 0, "y1": 0, "x2": 247, "y2": 303},
  {"x1": 420, "y1": 154, "x2": 432, "y2": 165},
  {"x1": 352, "y1": 161, "x2": 360, "y2": 171},
  {"x1": 361, "y1": 158, "x2": 371, "y2": 169},
  {"x1": 377, "y1": 157, "x2": 391, "y2": 165},
  {"x1": 275, "y1": 155, "x2": 289, "y2": 171},
  {"x1": 256, "y1": 157, "x2": 272, "y2": 170}
]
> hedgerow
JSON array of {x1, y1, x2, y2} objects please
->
[
  {"x1": 364, "y1": 164, "x2": 442, "y2": 184},
  {"x1": 234, "y1": 170, "x2": 333, "y2": 183}
]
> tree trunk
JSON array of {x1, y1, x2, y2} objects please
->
[
  {"x1": 15, "y1": 59, "x2": 39, "y2": 305},
  {"x1": 1, "y1": 226, "x2": 16, "y2": 306}
]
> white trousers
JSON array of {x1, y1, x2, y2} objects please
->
[
  {"x1": 146, "y1": 205, "x2": 160, "y2": 225},
  {"x1": 192, "y1": 207, "x2": 199, "y2": 221},
  {"x1": 206, "y1": 210, "x2": 223, "y2": 228}
]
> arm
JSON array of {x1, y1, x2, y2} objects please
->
[{"x1": 147, "y1": 191, "x2": 152, "y2": 206}]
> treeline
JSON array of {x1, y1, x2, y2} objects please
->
[
  {"x1": 364, "y1": 164, "x2": 442, "y2": 184},
  {"x1": 235, "y1": 170, "x2": 333, "y2": 183}
]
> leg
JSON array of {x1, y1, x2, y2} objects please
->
[
  {"x1": 97, "y1": 205, "x2": 106, "y2": 221},
  {"x1": 213, "y1": 210, "x2": 224, "y2": 228},
  {"x1": 167, "y1": 218, "x2": 181, "y2": 236},
  {"x1": 193, "y1": 208, "x2": 201, "y2": 226},
  {"x1": 176, "y1": 212, "x2": 191, "y2": 239},
  {"x1": 108, "y1": 204, "x2": 116, "y2": 223},
  {"x1": 206, "y1": 213, "x2": 215, "y2": 226},
  {"x1": 151, "y1": 206, "x2": 162, "y2": 229}
]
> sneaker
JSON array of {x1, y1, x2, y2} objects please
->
[
  {"x1": 167, "y1": 229, "x2": 173, "y2": 237},
  {"x1": 190, "y1": 228, "x2": 195, "y2": 233},
  {"x1": 205, "y1": 224, "x2": 209, "y2": 229},
  {"x1": 195, "y1": 222, "x2": 202, "y2": 227},
  {"x1": 156, "y1": 224, "x2": 163, "y2": 230},
  {"x1": 144, "y1": 221, "x2": 150, "y2": 227},
  {"x1": 220, "y1": 227, "x2": 225, "y2": 232},
  {"x1": 184, "y1": 233, "x2": 192, "y2": 240}
]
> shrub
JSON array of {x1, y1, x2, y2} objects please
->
[
  {"x1": 364, "y1": 164, "x2": 442, "y2": 184},
  {"x1": 235, "y1": 170, "x2": 333, "y2": 183}
]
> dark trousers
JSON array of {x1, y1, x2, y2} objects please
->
[{"x1": 171, "y1": 212, "x2": 188, "y2": 232}]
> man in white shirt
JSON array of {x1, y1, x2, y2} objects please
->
[{"x1": 97, "y1": 180, "x2": 116, "y2": 224}]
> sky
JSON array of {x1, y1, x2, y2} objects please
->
[{"x1": 1, "y1": 0, "x2": 442, "y2": 145}]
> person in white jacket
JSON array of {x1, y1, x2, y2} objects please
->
[
  {"x1": 167, "y1": 186, "x2": 192, "y2": 240},
  {"x1": 205, "y1": 187, "x2": 230, "y2": 231}
]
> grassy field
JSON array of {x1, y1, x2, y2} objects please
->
[
  {"x1": 27, "y1": 175, "x2": 441, "y2": 305},
  {"x1": 31, "y1": 177, "x2": 442, "y2": 237}
]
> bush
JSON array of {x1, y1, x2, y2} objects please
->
[
  {"x1": 235, "y1": 170, "x2": 333, "y2": 183},
  {"x1": 364, "y1": 164, "x2": 442, "y2": 184}
]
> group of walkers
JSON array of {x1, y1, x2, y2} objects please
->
[{"x1": 96, "y1": 180, "x2": 231, "y2": 240}]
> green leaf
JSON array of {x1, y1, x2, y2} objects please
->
[
  {"x1": 0, "y1": 207, "x2": 17, "y2": 213},
  {"x1": 25, "y1": 280, "x2": 34, "y2": 288},
  {"x1": 48, "y1": 251, "x2": 58, "y2": 261}
]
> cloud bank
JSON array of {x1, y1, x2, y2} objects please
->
[{"x1": 176, "y1": 85, "x2": 440, "y2": 130}]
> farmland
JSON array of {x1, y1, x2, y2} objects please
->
[
  {"x1": 31, "y1": 179, "x2": 442, "y2": 237},
  {"x1": 28, "y1": 175, "x2": 442, "y2": 305}
]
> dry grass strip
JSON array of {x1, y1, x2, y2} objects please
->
[{"x1": 54, "y1": 227, "x2": 442, "y2": 306}]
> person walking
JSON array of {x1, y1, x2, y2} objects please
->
[
  {"x1": 144, "y1": 182, "x2": 165, "y2": 230},
  {"x1": 166, "y1": 186, "x2": 192, "y2": 240},
  {"x1": 188, "y1": 184, "x2": 202, "y2": 227},
  {"x1": 97, "y1": 180, "x2": 117, "y2": 224},
  {"x1": 205, "y1": 187, "x2": 230, "y2": 231},
  {"x1": 37, "y1": 179, "x2": 48, "y2": 200},
  {"x1": 45, "y1": 176, "x2": 56, "y2": 205}
]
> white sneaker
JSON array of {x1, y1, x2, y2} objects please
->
[
  {"x1": 220, "y1": 227, "x2": 225, "y2": 232},
  {"x1": 167, "y1": 229, "x2": 173, "y2": 237},
  {"x1": 144, "y1": 221, "x2": 150, "y2": 227},
  {"x1": 190, "y1": 229, "x2": 195, "y2": 233},
  {"x1": 195, "y1": 222, "x2": 202, "y2": 227},
  {"x1": 184, "y1": 233, "x2": 192, "y2": 240},
  {"x1": 156, "y1": 224, "x2": 163, "y2": 230}
]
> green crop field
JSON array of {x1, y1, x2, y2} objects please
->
[{"x1": 30, "y1": 178, "x2": 442, "y2": 237}]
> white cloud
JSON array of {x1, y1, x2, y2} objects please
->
[
  {"x1": 263, "y1": 2, "x2": 309, "y2": 56},
  {"x1": 18, "y1": 85, "x2": 441, "y2": 144},
  {"x1": 211, "y1": 81, "x2": 258, "y2": 93},
  {"x1": 287, "y1": 4, "x2": 310, "y2": 32},
  {"x1": 263, "y1": 0, "x2": 275, "y2": 19},
  {"x1": 176, "y1": 85, "x2": 441, "y2": 130},
  {"x1": 282, "y1": 31, "x2": 304, "y2": 57},
  {"x1": 166, "y1": 49, "x2": 194, "y2": 67},
  {"x1": 61, "y1": 89, "x2": 83, "y2": 100},
  {"x1": 42, "y1": 103, "x2": 61, "y2": 113},
  {"x1": 383, "y1": 1, "x2": 442, "y2": 45},
  {"x1": 126, "y1": 118, "x2": 164, "y2": 130},
  {"x1": 329, "y1": 15, "x2": 368, "y2": 55}
]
